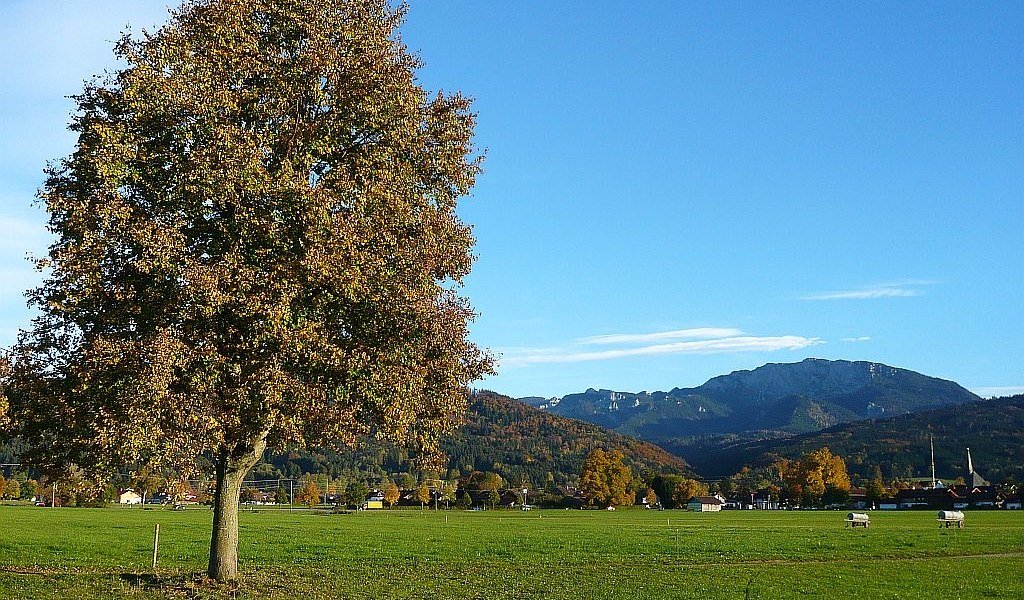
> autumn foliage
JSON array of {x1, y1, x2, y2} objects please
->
[
  {"x1": 778, "y1": 447, "x2": 851, "y2": 505},
  {"x1": 3, "y1": 0, "x2": 490, "y2": 583},
  {"x1": 579, "y1": 449, "x2": 633, "y2": 507}
]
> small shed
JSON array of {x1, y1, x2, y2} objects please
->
[
  {"x1": 119, "y1": 489, "x2": 143, "y2": 505},
  {"x1": 687, "y1": 496, "x2": 724, "y2": 512}
]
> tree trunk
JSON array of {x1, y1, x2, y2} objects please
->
[{"x1": 207, "y1": 433, "x2": 267, "y2": 582}]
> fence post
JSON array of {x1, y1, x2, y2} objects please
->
[{"x1": 152, "y1": 523, "x2": 160, "y2": 570}]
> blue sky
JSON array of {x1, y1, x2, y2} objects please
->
[{"x1": 1, "y1": 1, "x2": 1021, "y2": 399}]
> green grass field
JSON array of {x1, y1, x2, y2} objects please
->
[{"x1": 1, "y1": 505, "x2": 1022, "y2": 599}]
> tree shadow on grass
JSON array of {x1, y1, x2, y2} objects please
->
[{"x1": 119, "y1": 572, "x2": 238, "y2": 599}]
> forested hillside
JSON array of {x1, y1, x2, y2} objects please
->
[
  {"x1": 680, "y1": 395, "x2": 1024, "y2": 481},
  {"x1": 2, "y1": 391, "x2": 689, "y2": 489},
  {"x1": 444, "y1": 390, "x2": 689, "y2": 485}
]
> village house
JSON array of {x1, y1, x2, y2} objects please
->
[
  {"x1": 726, "y1": 489, "x2": 782, "y2": 510},
  {"x1": 721, "y1": 497, "x2": 744, "y2": 510},
  {"x1": 362, "y1": 494, "x2": 385, "y2": 510},
  {"x1": 896, "y1": 487, "x2": 960, "y2": 510},
  {"x1": 118, "y1": 489, "x2": 142, "y2": 505},
  {"x1": 752, "y1": 489, "x2": 780, "y2": 510},
  {"x1": 957, "y1": 486, "x2": 1003, "y2": 509},
  {"x1": 687, "y1": 496, "x2": 724, "y2": 512},
  {"x1": 848, "y1": 487, "x2": 869, "y2": 510}
]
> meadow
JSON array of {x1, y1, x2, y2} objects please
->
[{"x1": 1, "y1": 505, "x2": 1022, "y2": 599}]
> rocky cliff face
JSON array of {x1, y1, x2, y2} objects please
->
[{"x1": 697, "y1": 358, "x2": 893, "y2": 400}]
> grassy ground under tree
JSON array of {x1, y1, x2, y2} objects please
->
[{"x1": 1, "y1": 505, "x2": 1022, "y2": 599}]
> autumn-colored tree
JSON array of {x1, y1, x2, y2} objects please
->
[
  {"x1": 644, "y1": 488, "x2": 658, "y2": 507},
  {"x1": 3, "y1": 0, "x2": 490, "y2": 583},
  {"x1": 0, "y1": 356, "x2": 9, "y2": 429},
  {"x1": 415, "y1": 483, "x2": 431, "y2": 509},
  {"x1": 781, "y1": 448, "x2": 851, "y2": 506},
  {"x1": 441, "y1": 480, "x2": 458, "y2": 508},
  {"x1": 3, "y1": 479, "x2": 20, "y2": 501},
  {"x1": 650, "y1": 475, "x2": 709, "y2": 509},
  {"x1": 40, "y1": 469, "x2": 96, "y2": 507},
  {"x1": 382, "y1": 482, "x2": 400, "y2": 509},
  {"x1": 487, "y1": 488, "x2": 500, "y2": 509},
  {"x1": 166, "y1": 479, "x2": 192, "y2": 502},
  {"x1": 462, "y1": 471, "x2": 504, "y2": 492},
  {"x1": 606, "y1": 451, "x2": 634, "y2": 507},
  {"x1": 672, "y1": 478, "x2": 709, "y2": 508},
  {"x1": 579, "y1": 449, "x2": 610, "y2": 506},
  {"x1": 295, "y1": 479, "x2": 321, "y2": 508},
  {"x1": 0, "y1": 475, "x2": 6, "y2": 500},
  {"x1": 241, "y1": 487, "x2": 263, "y2": 503},
  {"x1": 579, "y1": 449, "x2": 633, "y2": 507}
]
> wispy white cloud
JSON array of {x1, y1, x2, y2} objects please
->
[
  {"x1": 803, "y1": 280, "x2": 937, "y2": 301},
  {"x1": 577, "y1": 327, "x2": 743, "y2": 345},
  {"x1": 972, "y1": 386, "x2": 1024, "y2": 398},
  {"x1": 500, "y1": 330, "x2": 823, "y2": 368},
  {"x1": 841, "y1": 336, "x2": 871, "y2": 343}
]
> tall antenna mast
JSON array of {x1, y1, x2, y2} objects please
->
[{"x1": 930, "y1": 434, "x2": 936, "y2": 488}]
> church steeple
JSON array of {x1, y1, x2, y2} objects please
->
[{"x1": 966, "y1": 447, "x2": 990, "y2": 487}]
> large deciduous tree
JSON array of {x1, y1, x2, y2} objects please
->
[
  {"x1": 295, "y1": 479, "x2": 321, "y2": 508},
  {"x1": 2, "y1": 0, "x2": 490, "y2": 583},
  {"x1": 382, "y1": 482, "x2": 400, "y2": 508},
  {"x1": 579, "y1": 448, "x2": 633, "y2": 507},
  {"x1": 3, "y1": 478, "x2": 20, "y2": 501},
  {"x1": 650, "y1": 474, "x2": 708, "y2": 509},
  {"x1": 415, "y1": 482, "x2": 431, "y2": 508},
  {"x1": 780, "y1": 448, "x2": 851, "y2": 506}
]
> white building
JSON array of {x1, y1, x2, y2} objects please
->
[
  {"x1": 687, "y1": 496, "x2": 724, "y2": 512},
  {"x1": 119, "y1": 489, "x2": 143, "y2": 505}
]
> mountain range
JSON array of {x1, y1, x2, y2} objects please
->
[{"x1": 522, "y1": 358, "x2": 979, "y2": 444}]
